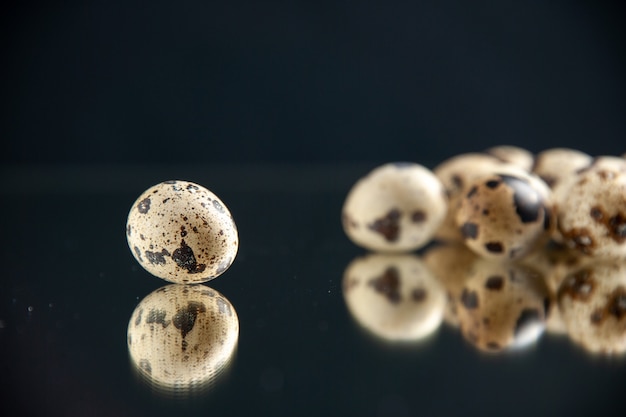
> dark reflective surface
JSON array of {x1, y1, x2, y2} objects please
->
[{"x1": 1, "y1": 164, "x2": 625, "y2": 417}]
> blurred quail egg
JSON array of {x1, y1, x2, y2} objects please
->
[
  {"x1": 557, "y1": 261, "x2": 626, "y2": 355},
  {"x1": 127, "y1": 284, "x2": 239, "y2": 392},
  {"x1": 455, "y1": 172, "x2": 554, "y2": 260},
  {"x1": 531, "y1": 148, "x2": 593, "y2": 196},
  {"x1": 557, "y1": 156, "x2": 626, "y2": 259},
  {"x1": 457, "y1": 259, "x2": 550, "y2": 352},
  {"x1": 484, "y1": 145, "x2": 534, "y2": 171},
  {"x1": 422, "y1": 242, "x2": 478, "y2": 327},
  {"x1": 342, "y1": 253, "x2": 446, "y2": 342},
  {"x1": 341, "y1": 163, "x2": 447, "y2": 252},
  {"x1": 126, "y1": 180, "x2": 239, "y2": 283}
]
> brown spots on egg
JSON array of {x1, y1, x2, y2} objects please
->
[
  {"x1": 485, "y1": 276, "x2": 504, "y2": 291},
  {"x1": 485, "y1": 242, "x2": 504, "y2": 253},
  {"x1": 590, "y1": 286, "x2": 626, "y2": 325},
  {"x1": 137, "y1": 197, "x2": 151, "y2": 214},
  {"x1": 411, "y1": 288, "x2": 427, "y2": 302},
  {"x1": 145, "y1": 248, "x2": 170, "y2": 265},
  {"x1": 411, "y1": 210, "x2": 426, "y2": 223},
  {"x1": 561, "y1": 227, "x2": 596, "y2": 254},
  {"x1": 559, "y1": 269, "x2": 596, "y2": 302},
  {"x1": 368, "y1": 267, "x2": 401, "y2": 304},
  {"x1": 172, "y1": 301, "x2": 207, "y2": 342},
  {"x1": 461, "y1": 222, "x2": 479, "y2": 239},
  {"x1": 172, "y1": 239, "x2": 206, "y2": 274},
  {"x1": 589, "y1": 205, "x2": 626, "y2": 244},
  {"x1": 146, "y1": 308, "x2": 169, "y2": 328},
  {"x1": 134, "y1": 246, "x2": 143, "y2": 262},
  {"x1": 461, "y1": 289, "x2": 479, "y2": 309},
  {"x1": 368, "y1": 209, "x2": 401, "y2": 242}
]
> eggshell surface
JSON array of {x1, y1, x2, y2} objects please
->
[{"x1": 127, "y1": 180, "x2": 239, "y2": 283}]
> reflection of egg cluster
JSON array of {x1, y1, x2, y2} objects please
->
[
  {"x1": 342, "y1": 147, "x2": 626, "y2": 355},
  {"x1": 127, "y1": 284, "x2": 239, "y2": 394}
]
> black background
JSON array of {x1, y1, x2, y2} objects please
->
[
  {"x1": 2, "y1": 0, "x2": 625, "y2": 165},
  {"x1": 1, "y1": 1, "x2": 626, "y2": 417}
]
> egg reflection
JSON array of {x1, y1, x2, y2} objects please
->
[
  {"x1": 127, "y1": 284, "x2": 239, "y2": 395},
  {"x1": 423, "y1": 242, "x2": 478, "y2": 327},
  {"x1": 557, "y1": 261, "x2": 626, "y2": 355},
  {"x1": 456, "y1": 258, "x2": 550, "y2": 353},
  {"x1": 342, "y1": 253, "x2": 446, "y2": 342}
]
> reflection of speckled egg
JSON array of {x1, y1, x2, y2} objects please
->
[
  {"x1": 557, "y1": 157, "x2": 626, "y2": 259},
  {"x1": 126, "y1": 180, "x2": 239, "y2": 284},
  {"x1": 127, "y1": 284, "x2": 239, "y2": 392},
  {"x1": 455, "y1": 172, "x2": 554, "y2": 260},
  {"x1": 422, "y1": 243, "x2": 477, "y2": 327},
  {"x1": 457, "y1": 259, "x2": 550, "y2": 353},
  {"x1": 341, "y1": 163, "x2": 447, "y2": 252},
  {"x1": 521, "y1": 242, "x2": 593, "y2": 335},
  {"x1": 342, "y1": 253, "x2": 446, "y2": 341},
  {"x1": 558, "y1": 262, "x2": 626, "y2": 355},
  {"x1": 484, "y1": 145, "x2": 534, "y2": 171}
]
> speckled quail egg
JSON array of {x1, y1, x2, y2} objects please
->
[
  {"x1": 433, "y1": 153, "x2": 543, "y2": 243},
  {"x1": 456, "y1": 259, "x2": 550, "y2": 352},
  {"x1": 531, "y1": 148, "x2": 593, "y2": 196},
  {"x1": 422, "y1": 242, "x2": 478, "y2": 327},
  {"x1": 455, "y1": 171, "x2": 554, "y2": 260},
  {"x1": 127, "y1": 284, "x2": 239, "y2": 392},
  {"x1": 341, "y1": 163, "x2": 447, "y2": 252},
  {"x1": 126, "y1": 180, "x2": 239, "y2": 284},
  {"x1": 557, "y1": 261, "x2": 626, "y2": 355},
  {"x1": 557, "y1": 156, "x2": 626, "y2": 259},
  {"x1": 484, "y1": 145, "x2": 535, "y2": 172},
  {"x1": 342, "y1": 253, "x2": 446, "y2": 342}
]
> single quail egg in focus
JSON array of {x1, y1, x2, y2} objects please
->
[
  {"x1": 457, "y1": 259, "x2": 550, "y2": 353},
  {"x1": 484, "y1": 145, "x2": 535, "y2": 172},
  {"x1": 556, "y1": 156, "x2": 626, "y2": 259},
  {"x1": 127, "y1": 284, "x2": 239, "y2": 393},
  {"x1": 126, "y1": 180, "x2": 239, "y2": 284},
  {"x1": 342, "y1": 253, "x2": 446, "y2": 342},
  {"x1": 341, "y1": 163, "x2": 447, "y2": 252},
  {"x1": 455, "y1": 171, "x2": 554, "y2": 260},
  {"x1": 558, "y1": 261, "x2": 626, "y2": 355}
]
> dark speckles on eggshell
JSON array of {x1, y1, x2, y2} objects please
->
[
  {"x1": 137, "y1": 197, "x2": 151, "y2": 214},
  {"x1": 485, "y1": 179, "x2": 501, "y2": 189},
  {"x1": 172, "y1": 239, "x2": 206, "y2": 274},
  {"x1": 172, "y1": 301, "x2": 207, "y2": 341},
  {"x1": 589, "y1": 205, "x2": 626, "y2": 244},
  {"x1": 145, "y1": 248, "x2": 170, "y2": 265},
  {"x1": 461, "y1": 288, "x2": 479, "y2": 309},
  {"x1": 499, "y1": 174, "x2": 542, "y2": 223},
  {"x1": 368, "y1": 267, "x2": 402, "y2": 304},
  {"x1": 485, "y1": 276, "x2": 504, "y2": 290},
  {"x1": 135, "y1": 309, "x2": 143, "y2": 326},
  {"x1": 485, "y1": 242, "x2": 504, "y2": 253},
  {"x1": 559, "y1": 269, "x2": 596, "y2": 302},
  {"x1": 134, "y1": 246, "x2": 144, "y2": 262},
  {"x1": 368, "y1": 209, "x2": 402, "y2": 242},
  {"x1": 146, "y1": 309, "x2": 169, "y2": 328},
  {"x1": 589, "y1": 287, "x2": 626, "y2": 325},
  {"x1": 461, "y1": 222, "x2": 479, "y2": 239},
  {"x1": 466, "y1": 186, "x2": 478, "y2": 199},
  {"x1": 411, "y1": 288, "x2": 427, "y2": 302},
  {"x1": 411, "y1": 210, "x2": 426, "y2": 223}
]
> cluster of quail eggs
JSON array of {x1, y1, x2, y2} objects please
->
[
  {"x1": 342, "y1": 147, "x2": 626, "y2": 355},
  {"x1": 125, "y1": 180, "x2": 240, "y2": 392}
]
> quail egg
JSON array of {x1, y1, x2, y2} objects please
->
[
  {"x1": 455, "y1": 172, "x2": 554, "y2": 260},
  {"x1": 556, "y1": 156, "x2": 626, "y2": 259},
  {"x1": 341, "y1": 163, "x2": 447, "y2": 252},
  {"x1": 557, "y1": 261, "x2": 626, "y2": 355},
  {"x1": 484, "y1": 145, "x2": 535, "y2": 171},
  {"x1": 531, "y1": 148, "x2": 593, "y2": 196},
  {"x1": 127, "y1": 284, "x2": 239, "y2": 392},
  {"x1": 126, "y1": 180, "x2": 239, "y2": 284},
  {"x1": 342, "y1": 253, "x2": 446, "y2": 342},
  {"x1": 457, "y1": 258, "x2": 550, "y2": 352}
]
